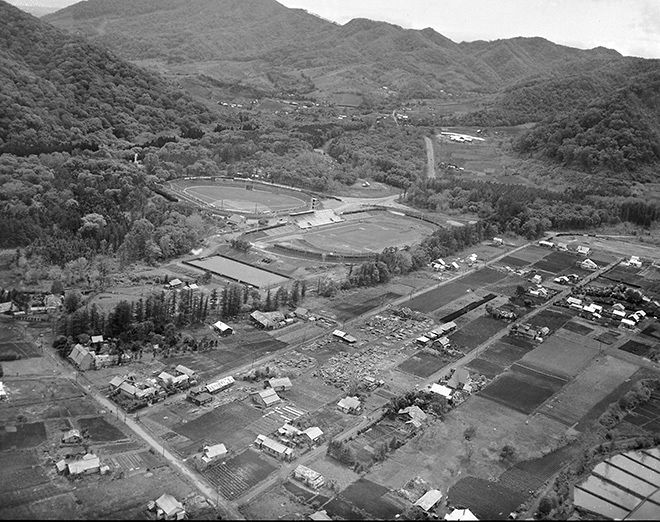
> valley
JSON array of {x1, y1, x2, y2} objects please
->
[{"x1": 1, "y1": 0, "x2": 660, "y2": 520}]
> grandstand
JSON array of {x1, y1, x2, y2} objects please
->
[{"x1": 291, "y1": 209, "x2": 343, "y2": 229}]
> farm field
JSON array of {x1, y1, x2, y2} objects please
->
[
  {"x1": 448, "y1": 476, "x2": 525, "y2": 520},
  {"x1": 460, "y1": 267, "x2": 508, "y2": 286},
  {"x1": 538, "y1": 356, "x2": 640, "y2": 427},
  {"x1": 178, "y1": 181, "x2": 309, "y2": 213},
  {"x1": 531, "y1": 250, "x2": 581, "y2": 274},
  {"x1": 204, "y1": 449, "x2": 277, "y2": 500},
  {"x1": 480, "y1": 339, "x2": 533, "y2": 368},
  {"x1": 465, "y1": 357, "x2": 504, "y2": 378},
  {"x1": 407, "y1": 281, "x2": 471, "y2": 313},
  {"x1": 518, "y1": 330, "x2": 601, "y2": 379},
  {"x1": 286, "y1": 213, "x2": 435, "y2": 255},
  {"x1": 331, "y1": 291, "x2": 402, "y2": 322},
  {"x1": 562, "y1": 320, "x2": 594, "y2": 336},
  {"x1": 618, "y1": 339, "x2": 656, "y2": 359},
  {"x1": 449, "y1": 315, "x2": 505, "y2": 352},
  {"x1": 327, "y1": 478, "x2": 407, "y2": 520},
  {"x1": 77, "y1": 416, "x2": 127, "y2": 442},
  {"x1": 528, "y1": 307, "x2": 576, "y2": 332},
  {"x1": 622, "y1": 383, "x2": 660, "y2": 433},
  {"x1": 479, "y1": 364, "x2": 568, "y2": 415},
  {"x1": 186, "y1": 254, "x2": 290, "y2": 288}
]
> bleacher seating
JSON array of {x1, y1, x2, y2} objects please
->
[{"x1": 293, "y1": 210, "x2": 343, "y2": 229}]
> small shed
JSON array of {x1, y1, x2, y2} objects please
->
[{"x1": 168, "y1": 278, "x2": 183, "y2": 288}]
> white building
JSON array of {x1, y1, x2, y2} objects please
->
[
  {"x1": 337, "y1": 396, "x2": 361, "y2": 414},
  {"x1": 293, "y1": 465, "x2": 325, "y2": 489},
  {"x1": 414, "y1": 489, "x2": 443, "y2": 512}
]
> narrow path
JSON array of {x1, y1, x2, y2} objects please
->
[{"x1": 424, "y1": 136, "x2": 436, "y2": 179}]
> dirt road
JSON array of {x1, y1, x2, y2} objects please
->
[{"x1": 424, "y1": 136, "x2": 436, "y2": 179}]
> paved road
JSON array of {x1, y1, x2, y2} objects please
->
[{"x1": 424, "y1": 136, "x2": 436, "y2": 179}]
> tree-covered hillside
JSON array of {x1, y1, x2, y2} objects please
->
[{"x1": 0, "y1": 0, "x2": 211, "y2": 156}]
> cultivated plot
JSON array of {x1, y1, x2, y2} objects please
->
[
  {"x1": 407, "y1": 281, "x2": 471, "y2": 313},
  {"x1": 204, "y1": 449, "x2": 277, "y2": 500},
  {"x1": 538, "y1": 356, "x2": 639, "y2": 427},
  {"x1": 532, "y1": 251, "x2": 581, "y2": 275},
  {"x1": 397, "y1": 351, "x2": 451, "y2": 378},
  {"x1": 77, "y1": 416, "x2": 127, "y2": 442},
  {"x1": 448, "y1": 477, "x2": 525, "y2": 520},
  {"x1": 450, "y1": 315, "x2": 505, "y2": 352},
  {"x1": 187, "y1": 255, "x2": 290, "y2": 288}
]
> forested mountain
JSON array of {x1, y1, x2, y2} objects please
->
[
  {"x1": 0, "y1": 0, "x2": 211, "y2": 156},
  {"x1": 44, "y1": 0, "x2": 626, "y2": 97}
]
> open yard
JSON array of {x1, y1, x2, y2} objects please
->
[{"x1": 397, "y1": 350, "x2": 452, "y2": 378}]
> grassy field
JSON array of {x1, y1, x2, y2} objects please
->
[
  {"x1": 180, "y1": 182, "x2": 308, "y2": 212},
  {"x1": 290, "y1": 213, "x2": 435, "y2": 255}
]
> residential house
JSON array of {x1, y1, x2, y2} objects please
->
[
  {"x1": 68, "y1": 344, "x2": 95, "y2": 371},
  {"x1": 414, "y1": 489, "x2": 443, "y2": 512},
  {"x1": 0, "y1": 382, "x2": 6, "y2": 401},
  {"x1": 302, "y1": 426, "x2": 324, "y2": 444},
  {"x1": 492, "y1": 237, "x2": 503, "y2": 246},
  {"x1": 212, "y1": 321, "x2": 234, "y2": 336},
  {"x1": 67, "y1": 453, "x2": 101, "y2": 475},
  {"x1": 227, "y1": 214, "x2": 246, "y2": 226},
  {"x1": 250, "y1": 310, "x2": 285, "y2": 329},
  {"x1": 158, "y1": 371, "x2": 189, "y2": 388},
  {"x1": 612, "y1": 303, "x2": 625, "y2": 311},
  {"x1": 332, "y1": 329, "x2": 357, "y2": 344},
  {"x1": 620, "y1": 318, "x2": 636, "y2": 329},
  {"x1": 188, "y1": 391, "x2": 213, "y2": 406},
  {"x1": 440, "y1": 321, "x2": 457, "y2": 333},
  {"x1": 153, "y1": 493, "x2": 186, "y2": 520},
  {"x1": 451, "y1": 261, "x2": 460, "y2": 270},
  {"x1": 62, "y1": 429, "x2": 83, "y2": 444},
  {"x1": 612, "y1": 309, "x2": 627, "y2": 320},
  {"x1": 293, "y1": 465, "x2": 325, "y2": 489},
  {"x1": 416, "y1": 335, "x2": 431, "y2": 346},
  {"x1": 308, "y1": 510, "x2": 332, "y2": 521},
  {"x1": 436, "y1": 336, "x2": 451, "y2": 349},
  {"x1": 581, "y1": 259, "x2": 598, "y2": 271},
  {"x1": 251, "y1": 388, "x2": 281, "y2": 408},
  {"x1": 278, "y1": 423, "x2": 302, "y2": 438},
  {"x1": 0, "y1": 301, "x2": 15, "y2": 314},
  {"x1": 430, "y1": 383, "x2": 453, "y2": 399},
  {"x1": 205, "y1": 376, "x2": 235, "y2": 394},
  {"x1": 538, "y1": 240, "x2": 554, "y2": 248},
  {"x1": 576, "y1": 245, "x2": 591, "y2": 256},
  {"x1": 267, "y1": 377, "x2": 292, "y2": 392},
  {"x1": 293, "y1": 307, "x2": 309, "y2": 319},
  {"x1": 398, "y1": 405, "x2": 427, "y2": 428},
  {"x1": 90, "y1": 335, "x2": 104, "y2": 346},
  {"x1": 109, "y1": 375, "x2": 125, "y2": 390},
  {"x1": 531, "y1": 274, "x2": 543, "y2": 285},
  {"x1": 254, "y1": 434, "x2": 294, "y2": 461},
  {"x1": 629, "y1": 256, "x2": 642, "y2": 268},
  {"x1": 175, "y1": 365, "x2": 196, "y2": 379},
  {"x1": 337, "y1": 396, "x2": 361, "y2": 414},
  {"x1": 199, "y1": 443, "x2": 227, "y2": 468},
  {"x1": 167, "y1": 278, "x2": 183, "y2": 289},
  {"x1": 556, "y1": 243, "x2": 568, "y2": 251}
]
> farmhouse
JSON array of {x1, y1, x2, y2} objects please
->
[
  {"x1": 416, "y1": 335, "x2": 431, "y2": 346},
  {"x1": 152, "y1": 493, "x2": 186, "y2": 520},
  {"x1": 436, "y1": 336, "x2": 451, "y2": 349},
  {"x1": 90, "y1": 335, "x2": 104, "y2": 346},
  {"x1": 67, "y1": 453, "x2": 101, "y2": 475},
  {"x1": 254, "y1": 434, "x2": 294, "y2": 461},
  {"x1": 267, "y1": 377, "x2": 292, "y2": 392},
  {"x1": 175, "y1": 365, "x2": 196, "y2": 379},
  {"x1": 68, "y1": 344, "x2": 95, "y2": 371},
  {"x1": 109, "y1": 375, "x2": 125, "y2": 389},
  {"x1": 538, "y1": 240, "x2": 554, "y2": 248},
  {"x1": 567, "y1": 297, "x2": 583, "y2": 310},
  {"x1": 227, "y1": 214, "x2": 246, "y2": 226},
  {"x1": 576, "y1": 245, "x2": 591, "y2": 256},
  {"x1": 251, "y1": 310, "x2": 285, "y2": 329},
  {"x1": 188, "y1": 391, "x2": 213, "y2": 405},
  {"x1": 167, "y1": 278, "x2": 183, "y2": 288},
  {"x1": 620, "y1": 318, "x2": 636, "y2": 329},
  {"x1": 252, "y1": 388, "x2": 281, "y2": 407},
  {"x1": 531, "y1": 274, "x2": 543, "y2": 285},
  {"x1": 414, "y1": 489, "x2": 443, "y2": 512},
  {"x1": 302, "y1": 426, "x2": 324, "y2": 444},
  {"x1": 398, "y1": 405, "x2": 427, "y2": 427},
  {"x1": 199, "y1": 443, "x2": 227, "y2": 468},
  {"x1": 158, "y1": 371, "x2": 189, "y2": 387},
  {"x1": 451, "y1": 261, "x2": 460, "y2": 270},
  {"x1": 612, "y1": 309, "x2": 627, "y2": 320},
  {"x1": 337, "y1": 396, "x2": 361, "y2": 414},
  {"x1": 581, "y1": 259, "x2": 598, "y2": 271},
  {"x1": 61, "y1": 429, "x2": 82, "y2": 444},
  {"x1": 212, "y1": 320, "x2": 234, "y2": 336},
  {"x1": 430, "y1": 383, "x2": 453, "y2": 399},
  {"x1": 294, "y1": 307, "x2": 309, "y2": 319},
  {"x1": 205, "y1": 375, "x2": 235, "y2": 394},
  {"x1": 293, "y1": 465, "x2": 325, "y2": 489}
]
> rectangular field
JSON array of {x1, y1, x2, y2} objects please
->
[
  {"x1": 449, "y1": 315, "x2": 505, "y2": 352},
  {"x1": 77, "y1": 417, "x2": 127, "y2": 442},
  {"x1": 335, "y1": 478, "x2": 406, "y2": 520},
  {"x1": 481, "y1": 340, "x2": 532, "y2": 368},
  {"x1": 619, "y1": 339, "x2": 656, "y2": 358},
  {"x1": 407, "y1": 281, "x2": 471, "y2": 313},
  {"x1": 0, "y1": 422, "x2": 47, "y2": 451},
  {"x1": 0, "y1": 341, "x2": 40, "y2": 360},
  {"x1": 180, "y1": 182, "x2": 309, "y2": 212},
  {"x1": 332, "y1": 291, "x2": 402, "y2": 321},
  {"x1": 532, "y1": 251, "x2": 581, "y2": 274},
  {"x1": 204, "y1": 449, "x2": 277, "y2": 500},
  {"x1": 529, "y1": 307, "x2": 575, "y2": 332},
  {"x1": 479, "y1": 364, "x2": 567, "y2": 415},
  {"x1": 186, "y1": 255, "x2": 289, "y2": 288},
  {"x1": 518, "y1": 331, "x2": 600, "y2": 379},
  {"x1": 538, "y1": 356, "x2": 640, "y2": 427},
  {"x1": 460, "y1": 267, "x2": 508, "y2": 286}
]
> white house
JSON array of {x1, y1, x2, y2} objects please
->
[
  {"x1": 580, "y1": 259, "x2": 598, "y2": 271},
  {"x1": 153, "y1": 494, "x2": 186, "y2": 520},
  {"x1": 337, "y1": 396, "x2": 361, "y2": 414},
  {"x1": 430, "y1": 383, "x2": 453, "y2": 399},
  {"x1": 212, "y1": 321, "x2": 234, "y2": 336},
  {"x1": 414, "y1": 489, "x2": 443, "y2": 512},
  {"x1": 251, "y1": 388, "x2": 281, "y2": 408},
  {"x1": 267, "y1": 377, "x2": 292, "y2": 392},
  {"x1": 199, "y1": 443, "x2": 227, "y2": 467},
  {"x1": 576, "y1": 245, "x2": 591, "y2": 256}
]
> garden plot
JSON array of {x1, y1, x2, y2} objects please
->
[
  {"x1": 481, "y1": 340, "x2": 533, "y2": 369},
  {"x1": 623, "y1": 384, "x2": 660, "y2": 433},
  {"x1": 460, "y1": 267, "x2": 508, "y2": 286},
  {"x1": 0, "y1": 422, "x2": 47, "y2": 451},
  {"x1": 532, "y1": 251, "x2": 581, "y2": 275},
  {"x1": 618, "y1": 339, "x2": 657, "y2": 359},
  {"x1": 562, "y1": 321, "x2": 594, "y2": 336},
  {"x1": 528, "y1": 307, "x2": 576, "y2": 332},
  {"x1": 397, "y1": 350, "x2": 454, "y2": 378},
  {"x1": 497, "y1": 255, "x2": 530, "y2": 268},
  {"x1": 538, "y1": 356, "x2": 640, "y2": 427},
  {"x1": 204, "y1": 449, "x2": 277, "y2": 501},
  {"x1": 407, "y1": 281, "x2": 472, "y2": 313},
  {"x1": 328, "y1": 478, "x2": 407, "y2": 520},
  {"x1": 466, "y1": 357, "x2": 505, "y2": 378},
  {"x1": 77, "y1": 416, "x2": 128, "y2": 442},
  {"x1": 449, "y1": 315, "x2": 506, "y2": 352},
  {"x1": 479, "y1": 364, "x2": 567, "y2": 415},
  {"x1": 448, "y1": 476, "x2": 525, "y2": 520},
  {"x1": 518, "y1": 331, "x2": 600, "y2": 380}
]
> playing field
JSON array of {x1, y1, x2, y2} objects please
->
[
  {"x1": 292, "y1": 213, "x2": 436, "y2": 254},
  {"x1": 180, "y1": 183, "x2": 308, "y2": 213}
]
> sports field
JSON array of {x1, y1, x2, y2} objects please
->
[
  {"x1": 178, "y1": 181, "x2": 308, "y2": 213},
  {"x1": 290, "y1": 213, "x2": 435, "y2": 254}
]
